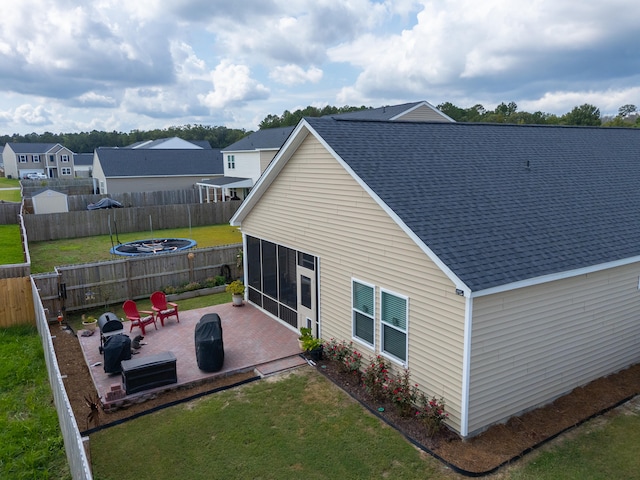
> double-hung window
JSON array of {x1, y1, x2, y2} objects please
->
[
  {"x1": 227, "y1": 154, "x2": 235, "y2": 169},
  {"x1": 61, "y1": 154, "x2": 69, "y2": 162},
  {"x1": 32, "y1": 154, "x2": 40, "y2": 162},
  {"x1": 380, "y1": 289, "x2": 408, "y2": 363},
  {"x1": 61, "y1": 167, "x2": 71, "y2": 175},
  {"x1": 352, "y1": 279, "x2": 375, "y2": 346},
  {"x1": 19, "y1": 155, "x2": 27, "y2": 163}
]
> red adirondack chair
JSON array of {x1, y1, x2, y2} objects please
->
[
  {"x1": 123, "y1": 299, "x2": 157, "y2": 335},
  {"x1": 150, "y1": 291, "x2": 180, "y2": 327}
]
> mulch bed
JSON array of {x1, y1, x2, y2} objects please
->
[{"x1": 51, "y1": 322, "x2": 640, "y2": 475}]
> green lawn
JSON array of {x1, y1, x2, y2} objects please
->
[
  {"x1": 0, "y1": 177, "x2": 20, "y2": 188},
  {"x1": 0, "y1": 325, "x2": 70, "y2": 480},
  {"x1": 88, "y1": 368, "x2": 640, "y2": 480},
  {"x1": 66, "y1": 291, "x2": 233, "y2": 332},
  {"x1": 509, "y1": 411, "x2": 640, "y2": 479},
  {"x1": 29, "y1": 224, "x2": 242, "y2": 273},
  {"x1": 90, "y1": 368, "x2": 444, "y2": 480},
  {"x1": 0, "y1": 188, "x2": 21, "y2": 202},
  {"x1": 0, "y1": 224, "x2": 25, "y2": 264}
]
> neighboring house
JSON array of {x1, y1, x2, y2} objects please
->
[
  {"x1": 2, "y1": 142, "x2": 75, "y2": 179},
  {"x1": 205, "y1": 101, "x2": 452, "y2": 203},
  {"x1": 230, "y1": 116, "x2": 640, "y2": 439},
  {"x1": 31, "y1": 188, "x2": 69, "y2": 214},
  {"x1": 92, "y1": 148, "x2": 223, "y2": 194},
  {"x1": 73, "y1": 153, "x2": 94, "y2": 178}
]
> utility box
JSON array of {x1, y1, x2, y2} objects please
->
[{"x1": 121, "y1": 351, "x2": 177, "y2": 394}]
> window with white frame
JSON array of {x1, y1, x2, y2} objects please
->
[
  {"x1": 19, "y1": 155, "x2": 27, "y2": 163},
  {"x1": 61, "y1": 167, "x2": 71, "y2": 175},
  {"x1": 227, "y1": 154, "x2": 235, "y2": 169},
  {"x1": 32, "y1": 154, "x2": 40, "y2": 162},
  {"x1": 61, "y1": 154, "x2": 69, "y2": 162},
  {"x1": 352, "y1": 279, "x2": 375, "y2": 346},
  {"x1": 380, "y1": 289, "x2": 408, "y2": 363}
]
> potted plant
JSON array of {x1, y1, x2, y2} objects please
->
[
  {"x1": 81, "y1": 314, "x2": 98, "y2": 332},
  {"x1": 299, "y1": 327, "x2": 323, "y2": 360},
  {"x1": 226, "y1": 280, "x2": 245, "y2": 306}
]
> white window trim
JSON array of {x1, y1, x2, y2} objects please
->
[
  {"x1": 61, "y1": 167, "x2": 72, "y2": 175},
  {"x1": 19, "y1": 155, "x2": 27, "y2": 163},
  {"x1": 379, "y1": 288, "x2": 409, "y2": 367},
  {"x1": 61, "y1": 154, "x2": 69, "y2": 162},
  {"x1": 227, "y1": 154, "x2": 235, "y2": 169},
  {"x1": 32, "y1": 154, "x2": 40, "y2": 162},
  {"x1": 351, "y1": 278, "x2": 376, "y2": 349}
]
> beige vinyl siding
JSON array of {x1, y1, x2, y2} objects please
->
[
  {"x1": 396, "y1": 104, "x2": 450, "y2": 122},
  {"x1": 241, "y1": 134, "x2": 467, "y2": 432},
  {"x1": 468, "y1": 262, "x2": 640, "y2": 435}
]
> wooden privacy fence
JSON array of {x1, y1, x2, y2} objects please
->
[
  {"x1": 0, "y1": 277, "x2": 35, "y2": 327},
  {"x1": 33, "y1": 245, "x2": 241, "y2": 316},
  {"x1": 67, "y1": 190, "x2": 202, "y2": 211},
  {"x1": 23, "y1": 201, "x2": 240, "y2": 241},
  {"x1": 0, "y1": 202, "x2": 21, "y2": 224}
]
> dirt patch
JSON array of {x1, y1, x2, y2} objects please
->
[{"x1": 50, "y1": 322, "x2": 640, "y2": 475}]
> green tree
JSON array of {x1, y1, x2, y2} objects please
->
[
  {"x1": 562, "y1": 104, "x2": 601, "y2": 126},
  {"x1": 617, "y1": 104, "x2": 637, "y2": 118}
]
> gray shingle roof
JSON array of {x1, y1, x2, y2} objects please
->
[
  {"x1": 73, "y1": 153, "x2": 93, "y2": 166},
  {"x1": 223, "y1": 127, "x2": 295, "y2": 152},
  {"x1": 7, "y1": 142, "x2": 60, "y2": 153},
  {"x1": 304, "y1": 117, "x2": 640, "y2": 292},
  {"x1": 96, "y1": 148, "x2": 222, "y2": 177},
  {"x1": 326, "y1": 102, "x2": 425, "y2": 120}
]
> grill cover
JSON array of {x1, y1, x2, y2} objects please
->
[
  {"x1": 99, "y1": 312, "x2": 123, "y2": 334},
  {"x1": 195, "y1": 313, "x2": 224, "y2": 372},
  {"x1": 103, "y1": 334, "x2": 131, "y2": 373}
]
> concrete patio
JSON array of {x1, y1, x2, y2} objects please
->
[{"x1": 77, "y1": 302, "x2": 307, "y2": 409}]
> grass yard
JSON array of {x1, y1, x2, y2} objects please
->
[
  {"x1": 0, "y1": 188, "x2": 21, "y2": 202},
  {"x1": 0, "y1": 325, "x2": 70, "y2": 480},
  {"x1": 65, "y1": 291, "x2": 233, "y2": 332},
  {"x1": 0, "y1": 177, "x2": 20, "y2": 188},
  {"x1": 0, "y1": 224, "x2": 25, "y2": 264},
  {"x1": 28, "y1": 224, "x2": 242, "y2": 273},
  {"x1": 90, "y1": 368, "x2": 444, "y2": 480},
  {"x1": 508, "y1": 410, "x2": 640, "y2": 480}
]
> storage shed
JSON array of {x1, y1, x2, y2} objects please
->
[{"x1": 32, "y1": 189, "x2": 69, "y2": 214}]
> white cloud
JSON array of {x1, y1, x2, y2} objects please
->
[
  {"x1": 269, "y1": 65, "x2": 323, "y2": 86},
  {"x1": 198, "y1": 60, "x2": 270, "y2": 110},
  {"x1": 14, "y1": 104, "x2": 52, "y2": 126}
]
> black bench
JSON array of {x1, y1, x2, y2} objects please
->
[{"x1": 121, "y1": 351, "x2": 177, "y2": 395}]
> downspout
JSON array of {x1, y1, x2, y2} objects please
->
[{"x1": 460, "y1": 294, "x2": 473, "y2": 438}]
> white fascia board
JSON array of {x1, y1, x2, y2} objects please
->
[
  {"x1": 471, "y1": 255, "x2": 640, "y2": 298},
  {"x1": 230, "y1": 120, "x2": 311, "y2": 227}
]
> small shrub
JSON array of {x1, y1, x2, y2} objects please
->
[
  {"x1": 163, "y1": 285, "x2": 178, "y2": 294},
  {"x1": 362, "y1": 355, "x2": 391, "y2": 401},
  {"x1": 342, "y1": 349, "x2": 363, "y2": 374},
  {"x1": 387, "y1": 369, "x2": 419, "y2": 417},
  {"x1": 183, "y1": 281, "x2": 202, "y2": 292},
  {"x1": 416, "y1": 393, "x2": 448, "y2": 436}
]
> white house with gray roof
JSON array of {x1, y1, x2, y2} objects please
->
[
  {"x1": 203, "y1": 101, "x2": 452, "y2": 203},
  {"x1": 231, "y1": 115, "x2": 640, "y2": 438}
]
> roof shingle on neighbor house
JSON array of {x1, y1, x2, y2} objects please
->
[
  {"x1": 327, "y1": 100, "x2": 454, "y2": 122},
  {"x1": 95, "y1": 147, "x2": 223, "y2": 177},
  {"x1": 253, "y1": 117, "x2": 640, "y2": 293},
  {"x1": 222, "y1": 126, "x2": 294, "y2": 152}
]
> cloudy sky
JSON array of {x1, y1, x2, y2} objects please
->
[{"x1": 1, "y1": 0, "x2": 638, "y2": 135}]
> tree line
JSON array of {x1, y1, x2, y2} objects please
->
[{"x1": 2, "y1": 102, "x2": 637, "y2": 153}]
